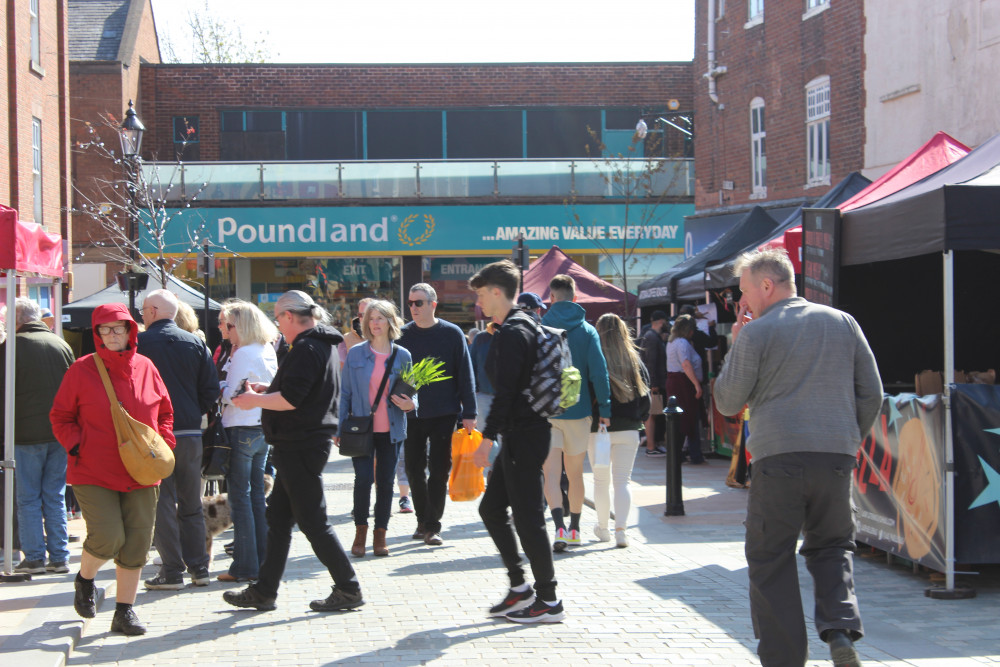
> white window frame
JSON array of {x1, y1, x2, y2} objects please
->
[
  {"x1": 803, "y1": 0, "x2": 830, "y2": 20},
  {"x1": 32, "y1": 117, "x2": 42, "y2": 222},
  {"x1": 29, "y1": 0, "x2": 40, "y2": 66},
  {"x1": 750, "y1": 98, "x2": 766, "y2": 198},
  {"x1": 746, "y1": 0, "x2": 764, "y2": 28},
  {"x1": 716, "y1": 0, "x2": 726, "y2": 20},
  {"x1": 806, "y1": 76, "x2": 831, "y2": 187}
]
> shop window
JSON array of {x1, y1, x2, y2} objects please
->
[
  {"x1": 806, "y1": 76, "x2": 831, "y2": 187},
  {"x1": 525, "y1": 108, "x2": 602, "y2": 158},
  {"x1": 446, "y1": 110, "x2": 523, "y2": 159},
  {"x1": 286, "y1": 111, "x2": 363, "y2": 160},
  {"x1": 750, "y1": 98, "x2": 766, "y2": 198},
  {"x1": 367, "y1": 111, "x2": 443, "y2": 160}
]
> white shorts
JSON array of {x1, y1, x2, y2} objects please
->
[{"x1": 548, "y1": 416, "x2": 593, "y2": 457}]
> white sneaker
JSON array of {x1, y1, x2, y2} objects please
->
[
  {"x1": 593, "y1": 525, "x2": 611, "y2": 542},
  {"x1": 615, "y1": 530, "x2": 629, "y2": 548}
]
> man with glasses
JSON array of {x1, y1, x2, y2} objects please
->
[
  {"x1": 398, "y1": 283, "x2": 476, "y2": 546},
  {"x1": 138, "y1": 290, "x2": 219, "y2": 590}
]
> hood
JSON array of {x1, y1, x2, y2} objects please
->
[
  {"x1": 298, "y1": 323, "x2": 344, "y2": 346},
  {"x1": 542, "y1": 300, "x2": 587, "y2": 331},
  {"x1": 92, "y1": 302, "x2": 138, "y2": 366}
]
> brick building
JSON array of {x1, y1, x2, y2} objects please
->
[{"x1": 1, "y1": 0, "x2": 72, "y2": 307}]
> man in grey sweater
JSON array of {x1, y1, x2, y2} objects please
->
[{"x1": 714, "y1": 249, "x2": 882, "y2": 667}]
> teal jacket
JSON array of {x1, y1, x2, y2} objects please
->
[{"x1": 542, "y1": 301, "x2": 611, "y2": 420}]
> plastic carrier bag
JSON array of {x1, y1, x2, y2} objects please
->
[{"x1": 449, "y1": 428, "x2": 485, "y2": 501}]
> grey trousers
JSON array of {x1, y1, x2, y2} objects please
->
[
  {"x1": 153, "y1": 435, "x2": 209, "y2": 577},
  {"x1": 744, "y1": 452, "x2": 862, "y2": 667}
]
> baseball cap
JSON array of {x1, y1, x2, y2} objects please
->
[{"x1": 517, "y1": 292, "x2": 546, "y2": 310}]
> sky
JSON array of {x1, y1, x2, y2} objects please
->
[{"x1": 150, "y1": 0, "x2": 696, "y2": 64}]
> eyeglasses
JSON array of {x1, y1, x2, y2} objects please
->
[
  {"x1": 97, "y1": 325, "x2": 129, "y2": 335},
  {"x1": 407, "y1": 300, "x2": 427, "y2": 308}
]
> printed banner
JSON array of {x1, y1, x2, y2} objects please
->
[
  {"x1": 951, "y1": 384, "x2": 1000, "y2": 564},
  {"x1": 853, "y1": 394, "x2": 946, "y2": 572}
]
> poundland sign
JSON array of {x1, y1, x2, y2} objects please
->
[{"x1": 144, "y1": 203, "x2": 690, "y2": 256}]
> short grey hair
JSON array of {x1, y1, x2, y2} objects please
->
[
  {"x1": 275, "y1": 289, "x2": 328, "y2": 324},
  {"x1": 145, "y1": 289, "x2": 180, "y2": 319},
  {"x1": 409, "y1": 283, "x2": 438, "y2": 303},
  {"x1": 15, "y1": 298, "x2": 41, "y2": 326},
  {"x1": 733, "y1": 249, "x2": 795, "y2": 291}
]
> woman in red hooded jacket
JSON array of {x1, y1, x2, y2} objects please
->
[{"x1": 50, "y1": 303, "x2": 174, "y2": 636}]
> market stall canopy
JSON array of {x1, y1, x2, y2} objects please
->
[
  {"x1": 842, "y1": 131, "x2": 1000, "y2": 265},
  {"x1": 703, "y1": 172, "x2": 871, "y2": 285},
  {"x1": 521, "y1": 245, "x2": 636, "y2": 320},
  {"x1": 62, "y1": 273, "x2": 222, "y2": 329},
  {"x1": 0, "y1": 204, "x2": 63, "y2": 277},
  {"x1": 637, "y1": 206, "x2": 779, "y2": 307}
]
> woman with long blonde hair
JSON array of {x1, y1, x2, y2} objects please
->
[{"x1": 588, "y1": 313, "x2": 650, "y2": 548}]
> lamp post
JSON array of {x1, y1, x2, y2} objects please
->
[{"x1": 118, "y1": 100, "x2": 146, "y2": 316}]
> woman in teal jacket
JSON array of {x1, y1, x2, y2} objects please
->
[{"x1": 337, "y1": 300, "x2": 415, "y2": 557}]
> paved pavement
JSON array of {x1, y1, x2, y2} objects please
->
[{"x1": 2, "y1": 450, "x2": 999, "y2": 666}]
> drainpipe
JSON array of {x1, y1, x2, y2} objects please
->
[{"x1": 704, "y1": 0, "x2": 727, "y2": 106}]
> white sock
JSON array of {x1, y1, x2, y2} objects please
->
[
  {"x1": 545, "y1": 599, "x2": 560, "y2": 607},
  {"x1": 511, "y1": 583, "x2": 531, "y2": 593}
]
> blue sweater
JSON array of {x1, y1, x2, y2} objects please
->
[
  {"x1": 398, "y1": 319, "x2": 477, "y2": 420},
  {"x1": 542, "y1": 301, "x2": 611, "y2": 420}
]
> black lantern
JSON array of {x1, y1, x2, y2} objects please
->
[{"x1": 119, "y1": 100, "x2": 145, "y2": 157}]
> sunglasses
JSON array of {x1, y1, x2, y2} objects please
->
[{"x1": 407, "y1": 299, "x2": 428, "y2": 308}]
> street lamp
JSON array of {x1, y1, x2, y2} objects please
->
[{"x1": 118, "y1": 100, "x2": 147, "y2": 316}]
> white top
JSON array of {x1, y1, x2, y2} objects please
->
[{"x1": 221, "y1": 342, "x2": 279, "y2": 428}]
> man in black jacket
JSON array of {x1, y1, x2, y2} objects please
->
[
  {"x1": 225, "y1": 290, "x2": 362, "y2": 613},
  {"x1": 640, "y1": 310, "x2": 668, "y2": 457},
  {"x1": 138, "y1": 290, "x2": 219, "y2": 590},
  {"x1": 469, "y1": 260, "x2": 564, "y2": 624}
]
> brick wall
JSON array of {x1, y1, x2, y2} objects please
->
[
  {"x1": 139, "y1": 63, "x2": 693, "y2": 161},
  {"x1": 692, "y1": 0, "x2": 865, "y2": 212}
]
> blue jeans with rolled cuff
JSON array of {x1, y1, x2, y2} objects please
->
[{"x1": 352, "y1": 433, "x2": 401, "y2": 531}]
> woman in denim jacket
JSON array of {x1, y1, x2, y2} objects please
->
[{"x1": 337, "y1": 300, "x2": 416, "y2": 557}]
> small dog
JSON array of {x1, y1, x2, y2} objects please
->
[{"x1": 203, "y1": 474, "x2": 274, "y2": 557}]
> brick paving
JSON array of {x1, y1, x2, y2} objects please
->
[{"x1": 2, "y1": 450, "x2": 999, "y2": 666}]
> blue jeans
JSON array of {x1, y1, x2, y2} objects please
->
[
  {"x1": 225, "y1": 426, "x2": 270, "y2": 579},
  {"x1": 15, "y1": 442, "x2": 69, "y2": 563},
  {"x1": 352, "y1": 433, "x2": 401, "y2": 530}
]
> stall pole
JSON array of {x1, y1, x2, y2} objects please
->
[{"x1": 2, "y1": 272, "x2": 19, "y2": 577}]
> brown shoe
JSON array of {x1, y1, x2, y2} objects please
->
[
  {"x1": 423, "y1": 531, "x2": 443, "y2": 546},
  {"x1": 217, "y1": 573, "x2": 251, "y2": 582},
  {"x1": 373, "y1": 528, "x2": 389, "y2": 557},
  {"x1": 351, "y1": 525, "x2": 368, "y2": 557},
  {"x1": 411, "y1": 523, "x2": 426, "y2": 540}
]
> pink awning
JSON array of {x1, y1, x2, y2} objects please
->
[{"x1": 0, "y1": 205, "x2": 63, "y2": 277}]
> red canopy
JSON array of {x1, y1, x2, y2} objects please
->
[
  {"x1": 521, "y1": 245, "x2": 636, "y2": 320},
  {"x1": 0, "y1": 205, "x2": 63, "y2": 277}
]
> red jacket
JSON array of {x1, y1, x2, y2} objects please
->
[{"x1": 50, "y1": 303, "x2": 175, "y2": 492}]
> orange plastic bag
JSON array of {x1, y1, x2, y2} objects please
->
[{"x1": 449, "y1": 428, "x2": 485, "y2": 502}]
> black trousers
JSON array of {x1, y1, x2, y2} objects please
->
[
  {"x1": 404, "y1": 414, "x2": 456, "y2": 534},
  {"x1": 745, "y1": 452, "x2": 862, "y2": 667},
  {"x1": 479, "y1": 421, "x2": 557, "y2": 602},
  {"x1": 254, "y1": 442, "x2": 359, "y2": 598}
]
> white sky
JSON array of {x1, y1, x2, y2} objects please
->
[{"x1": 151, "y1": 0, "x2": 695, "y2": 64}]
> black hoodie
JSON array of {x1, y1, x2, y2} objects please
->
[{"x1": 261, "y1": 324, "x2": 344, "y2": 448}]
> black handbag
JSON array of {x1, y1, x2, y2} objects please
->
[
  {"x1": 202, "y1": 402, "x2": 231, "y2": 479},
  {"x1": 339, "y1": 346, "x2": 398, "y2": 458}
]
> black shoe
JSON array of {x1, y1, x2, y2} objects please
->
[
  {"x1": 412, "y1": 523, "x2": 426, "y2": 540},
  {"x1": 423, "y1": 531, "x2": 443, "y2": 546},
  {"x1": 46, "y1": 561, "x2": 70, "y2": 574},
  {"x1": 223, "y1": 585, "x2": 277, "y2": 611},
  {"x1": 190, "y1": 566, "x2": 211, "y2": 586},
  {"x1": 110, "y1": 605, "x2": 147, "y2": 636},
  {"x1": 309, "y1": 586, "x2": 364, "y2": 612},
  {"x1": 14, "y1": 559, "x2": 46, "y2": 574},
  {"x1": 828, "y1": 630, "x2": 861, "y2": 667},
  {"x1": 488, "y1": 586, "x2": 535, "y2": 617},
  {"x1": 505, "y1": 597, "x2": 565, "y2": 623},
  {"x1": 74, "y1": 574, "x2": 97, "y2": 618},
  {"x1": 144, "y1": 573, "x2": 184, "y2": 590}
]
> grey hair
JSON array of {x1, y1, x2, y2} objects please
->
[
  {"x1": 275, "y1": 289, "x2": 328, "y2": 324},
  {"x1": 733, "y1": 248, "x2": 796, "y2": 292},
  {"x1": 145, "y1": 288, "x2": 180, "y2": 319},
  {"x1": 15, "y1": 297, "x2": 42, "y2": 326},
  {"x1": 409, "y1": 283, "x2": 438, "y2": 303}
]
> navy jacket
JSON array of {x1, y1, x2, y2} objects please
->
[
  {"x1": 137, "y1": 319, "x2": 219, "y2": 434},
  {"x1": 398, "y1": 318, "x2": 476, "y2": 421}
]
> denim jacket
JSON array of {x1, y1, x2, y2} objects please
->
[{"x1": 339, "y1": 341, "x2": 414, "y2": 444}]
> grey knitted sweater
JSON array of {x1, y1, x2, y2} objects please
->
[{"x1": 714, "y1": 297, "x2": 883, "y2": 461}]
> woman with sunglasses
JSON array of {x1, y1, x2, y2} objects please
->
[
  {"x1": 50, "y1": 303, "x2": 174, "y2": 635},
  {"x1": 217, "y1": 300, "x2": 279, "y2": 582}
]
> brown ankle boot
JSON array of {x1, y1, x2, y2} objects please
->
[
  {"x1": 351, "y1": 525, "x2": 368, "y2": 557},
  {"x1": 373, "y1": 528, "x2": 389, "y2": 557}
]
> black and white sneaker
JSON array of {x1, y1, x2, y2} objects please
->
[
  {"x1": 488, "y1": 586, "x2": 535, "y2": 617},
  {"x1": 506, "y1": 598, "x2": 565, "y2": 623}
]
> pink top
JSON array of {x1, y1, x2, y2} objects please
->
[{"x1": 368, "y1": 346, "x2": 391, "y2": 433}]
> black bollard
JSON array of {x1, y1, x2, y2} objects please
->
[{"x1": 663, "y1": 395, "x2": 685, "y2": 516}]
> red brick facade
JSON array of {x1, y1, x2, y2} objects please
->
[
  {"x1": 138, "y1": 63, "x2": 693, "y2": 161},
  {"x1": 692, "y1": 0, "x2": 865, "y2": 212}
]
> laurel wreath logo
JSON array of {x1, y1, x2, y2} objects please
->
[{"x1": 398, "y1": 213, "x2": 435, "y2": 246}]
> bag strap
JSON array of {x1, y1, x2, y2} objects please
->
[
  {"x1": 93, "y1": 355, "x2": 125, "y2": 444},
  {"x1": 369, "y1": 344, "x2": 399, "y2": 413}
]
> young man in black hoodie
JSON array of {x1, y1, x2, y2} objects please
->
[
  {"x1": 469, "y1": 261, "x2": 564, "y2": 623},
  {"x1": 225, "y1": 290, "x2": 362, "y2": 613}
]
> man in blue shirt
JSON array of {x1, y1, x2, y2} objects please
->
[{"x1": 398, "y1": 283, "x2": 476, "y2": 547}]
